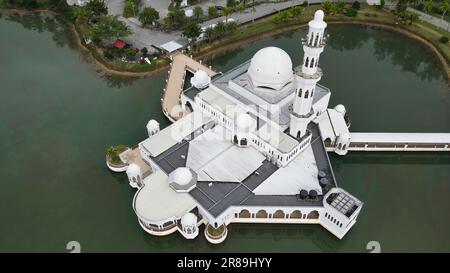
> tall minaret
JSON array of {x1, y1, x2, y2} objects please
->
[{"x1": 290, "y1": 10, "x2": 327, "y2": 138}]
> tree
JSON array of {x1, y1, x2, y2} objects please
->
[
  {"x1": 164, "y1": 7, "x2": 186, "y2": 28},
  {"x1": 335, "y1": 0, "x2": 346, "y2": 14},
  {"x1": 123, "y1": 0, "x2": 139, "y2": 18},
  {"x1": 352, "y1": 1, "x2": 361, "y2": 10},
  {"x1": 139, "y1": 7, "x2": 159, "y2": 27},
  {"x1": 174, "y1": 0, "x2": 182, "y2": 7},
  {"x1": 440, "y1": 0, "x2": 450, "y2": 21},
  {"x1": 85, "y1": 0, "x2": 108, "y2": 16},
  {"x1": 288, "y1": 6, "x2": 302, "y2": 17},
  {"x1": 321, "y1": 1, "x2": 336, "y2": 15},
  {"x1": 407, "y1": 11, "x2": 419, "y2": 25},
  {"x1": 423, "y1": 0, "x2": 432, "y2": 18},
  {"x1": 226, "y1": 0, "x2": 236, "y2": 8},
  {"x1": 182, "y1": 21, "x2": 202, "y2": 41},
  {"x1": 272, "y1": 11, "x2": 289, "y2": 24},
  {"x1": 141, "y1": 47, "x2": 148, "y2": 56},
  {"x1": 90, "y1": 15, "x2": 131, "y2": 44},
  {"x1": 223, "y1": 6, "x2": 233, "y2": 22},
  {"x1": 208, "y1": 6, "x2": 218, "y2": 17},
  {"x1": 193, "y1": 6, "x2": 204, "y2": 21}
]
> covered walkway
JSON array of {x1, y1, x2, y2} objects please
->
[{"x1": 162, "y1": 52, "x2": 216, "y2": 122}]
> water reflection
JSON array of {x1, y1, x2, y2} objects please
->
[
  {"x1": 327, "y1": 24, "x2": 371, "y2": 51},
  {"x1": 5, "y1": 11, "x2": 74, "y2": 49}
]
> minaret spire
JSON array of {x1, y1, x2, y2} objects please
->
[{"x1": 290, "y1": 10, "x2": 327, "y2": 138}]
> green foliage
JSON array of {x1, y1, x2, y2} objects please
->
[
  {"x1": 272, "y1": 10, "x2": 289, "y2": 24},
  {"x1": 288, "y1": 6, "x2": 303, "y2": 17},
  {"x1": 226, "y1": 0, "x2": 236, "y2": 8},
  {"x1": 141, "y1": 47, "x2": 148, "y2": 55},
  {"x1": 379, "y1": 0, "x2": 385, "y2": 9},
  {"x1": 439, "y1": 36, "x2": 449, "y2": 43},
  {"x1": 423, "y1": 0, "x2": 433, "y2": 15},
  {"x1": 344, "y1": 7, "x2": 357, "y2": 17},
  {"x1": 440, "y1": 0, "x2": 450, "y2": 19},
  {"x1": 182, "y1": 21, "x2": 201, "y2": 40},
  {"x1": 107, "y1": 145, "x2": 127, "y2": 164},
  {"x1": 321, "y1": 0, "x2": 336, "y2": 15},
  {"x1": 223, "y1": 6, "x2": 233, "y2": 20},
  {"x1": 335, "y1": 0, "x2": 346, "y2": 14},
  {"x1": 89, "y1": 15, "x2": 131, "y2": 45},
  {"x1": 174, "y1": 0, "x2": 182, "y2": 7},
  {"x1": 397, "y1": 10, "x2": 419, "y2": 25},
  {"x1": 202, "y1": 21, "x2": 238, "y2": 42},
  {"x1": 85, "y1": 0, "x2": 108, "y2": 16},
  {"x1": 164, "y1": 7, "x2": 185, "y2": 28},
  {"x1": 208, "y1": 6, "x2": 218, "y2": 17},
  {"x1": 351, "y1": 1, "x2": 361, "y2": 10},
  {"x1": 193, "y1": 5, "x2": 204, "y2": 21},
  {"x1": 123, "y1": 0, "x2": 140, "y2": 18},
  {"x1": 139, "y1": 6, "x2": 159, "y2": 27},
  {"x1": 302, "y1": 0, "x2": 309, "y2": 7}
]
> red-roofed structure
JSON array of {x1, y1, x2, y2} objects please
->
[{"x1": 113, "y1": 39, "x2": 128, "y2": 49}]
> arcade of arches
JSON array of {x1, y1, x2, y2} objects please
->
[{"x1": 236, "y1": 209, "x2": 319, "y2": 220}]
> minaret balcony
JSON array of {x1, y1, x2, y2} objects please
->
[
  {"x1": 289, "y1": 104, "x2": 314, "y2": 119},
  {"x1": 294, "y1": 66, "x2": 322, "y2": 80}
]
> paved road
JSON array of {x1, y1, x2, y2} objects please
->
[{"x1": 407, "y1": 7, "x2": 450, "y2": 31}]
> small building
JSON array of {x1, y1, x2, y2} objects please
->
[{"x1": 112, "y1": 39, "x2": 129, "y2": 50}]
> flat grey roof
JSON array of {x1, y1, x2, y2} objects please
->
[{"x1": 148, "y1": 119, "x2": 337, "y2": 218}]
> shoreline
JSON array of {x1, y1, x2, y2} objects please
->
[{"x1": 1, "y1": 7, "x2": 449, "y2": 81}]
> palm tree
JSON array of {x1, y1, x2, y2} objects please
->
[
  {"x1": 440, "y1": 0, "x2": 450, "y2": 19},
  {"x1": 223, "y1": 7, "x2": 233, "y2": 23},
  {"x1": 423, "y1": 0, "x2": 432, "y2": 19}
]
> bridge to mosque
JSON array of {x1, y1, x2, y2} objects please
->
[
  {"x1": 162, "y1": 52, "x2": 217, "y2": 122},
  {"x1": 325, "y1": 133, "x2": 450, "y2": 152}
]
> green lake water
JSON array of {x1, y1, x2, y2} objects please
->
[{"x1": 0, "y1": 12, "x2": 449, "y2": 252}]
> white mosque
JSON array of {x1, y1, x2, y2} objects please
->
[{"x1": 125, "y1": 10, "x2": 363, "y2": 243}]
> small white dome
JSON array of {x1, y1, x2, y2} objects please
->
[
  {"x1": 247, "y1": 47, "x2": 294, "y2": 91},
  {"x1": 181, "y1": 212, "x2": 197, "y2": 226},
  {"x1": 126, "y1": 163, "x2": 141, "y2": 176},
  {"x1": 334, "y1": 104, "x2": 346, "y2": 116},
  {"x1": 172, "y1": 167, "x2": 193, "y2": 186},
  {"x1": 185, "y1": 9, "x2": 193, "y2": 17},
  {"x1": 147, "y1": 119, "x2": 159, "y2": 130},
  {"x1": 191, "y1": 70, "x2": 211, "y2": 89},
  {"x1": 309, "y1": 10, "x2": 327, "y2": 29},
  {"x1": 236, "y1": 113, "x2": 252, "y2": 129}
]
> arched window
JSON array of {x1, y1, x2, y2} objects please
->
[
  {"x1": 132, "y1": 177, "x2": 136, "y2": 183},
  {"x1": 343, "y1": 144, "x2": 347, "y2": 150},
  {"x1": 256, "y1": 210, "x2": 268, "y2": 218},
  {"x1": 239, "y1": 210, "x2": 251, "y2": 218},
  {"x1": 273, "y1": 210, "x2": 285, "y2": 219},
  {"x1": 314, "y1": 34, "x2": 319, "y2": 46},
  {"x1": 290, "y1": 210, "x2": 302, "y2": 219},
  {"x1": 310, "y1": 58, "x2": 314, "y2": 68},
  {"x1": 338, "y1": 143, "x2": 342, "y2": 150},
  {"x1": 298, "y1": 89, "x2": 302, "y2": 97},
  {"x1": 309, "y1": 33, "x2": 314, "y2": 45},
  {"x1": 305, "y1": 57, "x2": 309, "y2": 67},
  {"x1": 307, "y1": 210, "x2": 319, "y2": 219},
  {"x1": 304, "y1": 90, "x2": 309, "y2": 99},
  {"x1": 315, "y1": 58, "x2": 319, "y2": 67}
]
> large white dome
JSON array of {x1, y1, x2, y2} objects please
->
[{"x1": 247, "y1": 47, "x2": 294, "y2": 91}]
